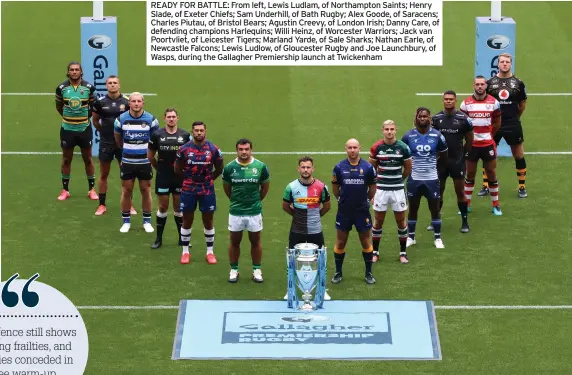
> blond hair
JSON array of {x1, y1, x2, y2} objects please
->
[{"x1": 498, "y1": 53, "x2": 512, "y2": 62}]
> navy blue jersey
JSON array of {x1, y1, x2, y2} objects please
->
[
  {"x1": 114, "y1": 111, "x2": 159, "y2": 164},
  {"x1": 401, "y1": 127, "x2": 448, "y2": 181},
  {"x1": 332, "y1": 158, "x2": 376, "y2": 214}
]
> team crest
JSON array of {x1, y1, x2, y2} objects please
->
[
  {"x1": 499, "y1": 89, "x2": 510, "y2": 100},
  {"x1": 486, "y1": 104, "x2": 494, "y2": 111},
  {"x1": 80, "y1": 89, "x2": 84, "y2": 95},
  {"x1": 119, "y1": 104, "x2": 125, "y2": 111},
  {"x1": 177, "y1": 136, "x2": 184, "y2": 142},
  {"x1": 252, "y1": 168, "x2": 258, "y2": 175}
]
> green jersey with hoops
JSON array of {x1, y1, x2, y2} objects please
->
[
  {"x1": 222, "y1": 158, "x2": 270, "y2": 216},
  {"x1": 55, "y1": 79, "x2": 96, "y2": 132}
]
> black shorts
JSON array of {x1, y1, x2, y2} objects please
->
[
  {"x1": 288, "y1": 231, "x2": 325, "y2": 249},
  {"x1": 60, "y1": 126, "x2": 93, "y2": 150},
  {"x1": 120, "y1": 163, "x2": 153, "y2": 181},
  {"x1": 439, "y1": 158, "x2": 465, "y2": 180},
  {"x1": 466, "y1": 145, "x2": 497, "y2": 162},
  {"x1": 99, "y1": 140, "x2": 122, "y2": 162},
  {"x1": 155, "y1": 170, "x2": 183, "y2": 195},
  {"x1": 494, "y1": 122, "x2": 524, "y2": 145}
]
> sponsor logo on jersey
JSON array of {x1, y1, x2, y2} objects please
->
[{"x1": 295, "y1": 197, "x2": 320, "y2": 204}]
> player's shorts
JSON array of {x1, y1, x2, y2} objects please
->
[
  {"x1": 120, "y1": 162, "x2": 153, "y2": 181},
  {"x1": 60, "y1": 126, "x2": 92, "y2": 150},
  {"x1": 466, "y1": 144, "x2": 497, "y2": 162},
  {"x1": 406, "y1": 179, "x2": 441, "y2": 200},
  {"x1": 373, "y1": 189, "x2": 408, "y2": 212},
  {"x1": 288, "y1": 231, "x2": 325, "y2": 249},
  {"x1": 494, "y1": 121, "x2": 524, "y2": 145},
  {"x1": 228, "y1": 214, "x2": 263, "y2": 232},
  {"x1": 439, "y1": 158, "x2": 466, "y2": 180},
  {"x1": 155, "y1": 170, "x2": 183, "y2": 195},
  {"x1": 335, "y1": 210, "x2": 372, "y2": 233},
  {"x1": 98, "y1": 140, "x2": 122, "y2": 163},
  {"x1": 179, "y1": 192, "x2": 216, "y2": 213}
]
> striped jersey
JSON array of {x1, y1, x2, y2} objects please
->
[
  {"x1": 460, "y1": 95, "x2": 501, "y2": 147},
  {"x1": 283, "y1": 178, "x2": 330, "y2": 235},
  {"x1": 55, "y1": 79, "x2": 96, "y2": 132},
  {"x1": 401, "y1": 128, "x2": 448, "y2": 181},
  {"x1": 369, "y1": 140, "x2": 412, "y2": 191},
  {"x1": 114, "y1": 111, "x2": 159, "y2": 164}
]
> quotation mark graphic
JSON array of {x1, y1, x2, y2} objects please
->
[{"x1": 1, "y1": 273, "x2": 40, "y2": 308}]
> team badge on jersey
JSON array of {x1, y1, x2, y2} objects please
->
[{"x1": 499, "y1": 89, "x2": 510, "y2": 100}]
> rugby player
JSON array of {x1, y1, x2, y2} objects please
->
[
  {"x1": 174, "y1": 121, "x2": 223, "y2": 265},
  {"x1": 148, "y1": 108, "x2": 190, "y2": 249},
  {"x1": 222, "y1": 139, "x2": 270, "y2": 283},
  {"x1": 369, "y1": 120, "x2": 412, "y2": 264},
  {"x1": 460, "y1": 76, "x2": 503, "y2": 216},
  {"x1": 282, "y1": 156, "x2": 331, "y2": 300},
  {"x1": 55, "y1": 62, "x2": 98, "y2": 201},
  {"x1": 113, "y1": 92, "x2": 159, "y2": 233},
  {"x1": 331, "y1": 139, "x2": 377, "y2": 284},
  {"x1": 91, "y1": 75, "x2": 136, "y2": 216},
  {"x1": 401, "y1": 108, "x2": 448, "y2": 249},
  {"x1": 430, "y1": 91, "x2": 474, "y2": 233},
  {"x1": 480, "y1": 53, "x2": 529, "y2": 198}
]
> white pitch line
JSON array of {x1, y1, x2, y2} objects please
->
[
  {"x1": 1, "y1": 92, "x2": 158, "y2": 96},
  {"x1": 1, "y1": 151, "x2": 572, "y2": 156},
  {"x1": 75, "y1": 305, "x2": 572, "y2": 310},
  {"x1": 416, "y1": 92, "x2": 572, "y2": 97}
]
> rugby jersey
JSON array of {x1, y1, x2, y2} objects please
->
[
  {"x1": 283, "y1": 178, "x2": 330, "y2": 235},
  {"x1": 460, "y1": 95, "x2": 501, "y2": 147},
  {"x1": 114, "y1": 111, "x2": 159, "y2": 164},
  {"x1": 369, "y1": 140, "x2": 412, "y2": 191},
  {"x1": 401, "y1": 128, "x2": 448, "y2": 181}
]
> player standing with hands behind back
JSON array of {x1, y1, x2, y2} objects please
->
[
  {"x1": 480, "y1": 53, "x2": 529, "y2": 198},
  {"x1": 148, "y1": 108, "x2": 191, "y2": 249}
]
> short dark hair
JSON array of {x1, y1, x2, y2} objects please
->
[
  {"x1": 236, "y1": 138, "x2": 252, "y2": 149},
  {"x1": 443, "y1": 90, "x2": 456, "y2": 97},
  {"x1": 164, "y1": 107, "x2": 178, "y2": 116},
  {"x1": 298, "y1": 156, "x2": 313, "y2": 166},
  {"x1": 475, "y1": 75, "x2": 487, "y2": 82},
  {"x1": 414, "y1": 107, "x2": 431, "y2": 125},
  {"x1": 192, "y1": 121, "x2": 206, "y2": 129}
]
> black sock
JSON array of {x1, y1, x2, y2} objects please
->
[
  {"x1": 62, "y1": 174, "x2": 70, "y2": 191},
  {"x1": 372, "y1": 228, "x2": 382, "y2": 253},
  {"x1": 174, "y1": 214, "x2": 183, "y2": 241},
  {"x1": 156, "y1": 214, "x2": 167, "y2": 240},
  {"x1": 99, "y1": 193, "x2": 107, "y2": 206},
  {"x1": 88, "y1": 176, "x2": 95, "y2": 191},
  {"x1": 439, "y1": 199, "x2": 443, "y2": 212},
  {"x1": 362, "y1": 251, "x2": 373, "y2": 274},
  {"x1": 458, "y1": 201, "x2": 468, "y2": 221},
  {"x1": 516, "y1": 157, "x2": 527, "y2": 189},
  {"x1": 334, "y1": 251, "x2": 345, "y2": 273}
]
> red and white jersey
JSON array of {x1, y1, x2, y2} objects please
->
[{"x1": 459, "y1": 95, "x2": 501, "y2": 147}]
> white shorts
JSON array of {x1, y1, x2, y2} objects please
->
[
  {"x1": 228, "y1": 214, "x2": 263, "y2": 232},
  {"x1": 373, "y1": 189, "x2": 408, "y2": 212}
]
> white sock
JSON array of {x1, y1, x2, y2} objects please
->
[
  {"x1": 181, "y1": 228, "x2": 191, "y2": 254},
  {"x1": 204, "y1": 228, "x2": 215, "y2": 255}
]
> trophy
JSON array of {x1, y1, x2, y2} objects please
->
[{"x1": 286, "y1": 243, "x2": 327, "y2": 312}]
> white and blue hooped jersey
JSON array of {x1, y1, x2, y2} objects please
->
[
  {"x1": 401, "y1": 127, "x2": 448, "y2": 181},
  {"x1": 114, "y1": 111, "x2": 159, "y2": 164}
]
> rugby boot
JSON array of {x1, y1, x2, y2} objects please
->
[
  {"x1": 518, "y1": 187, "x2": 528, "y2": 199},
  {"x1": 372, "y1": 251, "x2": 380, "y2": 263},
  {"x1": 399, "y1": 254, "x2": 409, "y2": 264},
  {"x1": 492, "y1": 206, "x2": 503, "y2": 216},
  {"x1": 151, "y1": 239, "x2": 162, "y2": 249},
  {"x1": 434, "y1": 239, "x2": 445, "y2": 249},
  {"x1": 229, "y1": 269, "x2": 239, "y2": 283},
  {"x1": 478, "y1": 186, "x2": 490, "y2": 197},
  {"x1": 57, "y1": 189, "x2": 70, "y2": 201},
  {"x1": 365, "y1": 272, "x2": 376, "y2": 284},
  {"x1": 206, "y1": 253, "x2": 217, "y2": 264},
  {"x1": 252, "y1": 269, "x2": 264, "y2": 283},
  {"x1": 331, "y1": 272, "x2": 343, "y2": 284},
  {"x1": 95, "y1": 205, "x2": 107, "y2": 216},
  {"x1": 406, "y1": 237, "x2": 416, "y2": 248},
  {"x1": 461, "y1": 221, "x2": 470, "y2": 233},
  {"x1": 88, "y1": 189, "x2": 99, "y2": 200},
  {"x1": 180, "y1": 253, "x2": 190, "y2": 264}
]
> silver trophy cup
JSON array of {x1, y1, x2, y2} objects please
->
[{"x1": 287, "y1": 243, "x2": 326, "y2": 312}]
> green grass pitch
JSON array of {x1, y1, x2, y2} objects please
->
[{"x1": 2, "y1": 1, "x2": 572, "y2": 374}]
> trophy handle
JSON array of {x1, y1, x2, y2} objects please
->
[
  {"x1": 286, "y1": 248, "x2": 298, "y2": 309},
  {"x1": 314, "y1": 247, "x2": 327, "y2": 309}
]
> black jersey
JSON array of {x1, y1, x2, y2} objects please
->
[
  {"x1": 432, "y1": 110, "x2": 473, "y2": 161},
  {"x1": 148, "y1": 128, "x2": 191, "y2": 170},
  {"x1": 92, "y1": 94, "x2": 130, "y2": 141},
  {"x1": 486, "y1": 75, "x2": 527, "y2": 125}
]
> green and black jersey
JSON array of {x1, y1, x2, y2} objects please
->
[{"x1": 55, "y1": 79, "x2": 96, "y2": 132}]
